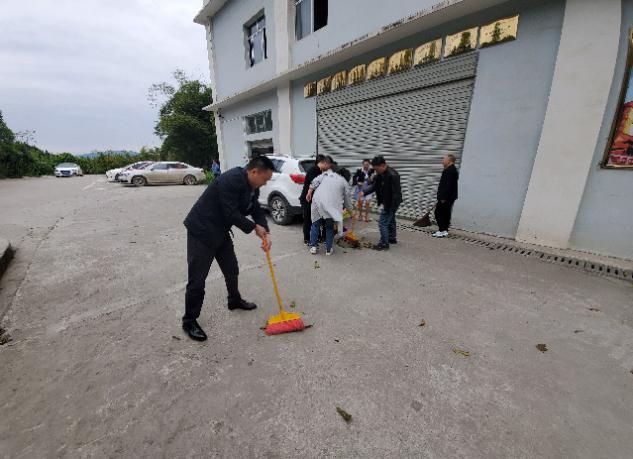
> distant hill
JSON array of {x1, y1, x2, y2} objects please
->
[{"x1": 79, "y1": 150, "x2": 139, "y2": 158}]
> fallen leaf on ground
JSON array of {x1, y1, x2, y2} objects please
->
[
  {"x1": 172, "y1": 335, "x2": 181, "y2": 341},
  {"x1": 289, "y1": 301, "x2": 296, "y2": 309},
  {"x1": 588, "y1": 307, "x2": 601, "y2": 312},
  {"x1": 419, "y1": 320, "x2": 426, "y2": 327},
  {"x1": 452, "y1": 348, "x2": 470, "y2": 357},
  {"x1": 304, "y1": 324, "x2": 313, "y2": 329},
  {"x1": 336, "y1": 406, "x2": 352, "y2": 423},
  {"x1": 573, "y1": 330, "x2": 584, "y2": 334},
  {"x1": 314, "y1": 261, "x2": 320, "y2": 269},
  {"x1": 0, "y1": 334, "x2": 12, "y2": 345},
  {"x1": 536, "y1": 344, "x2": 548, "y2": 352}
]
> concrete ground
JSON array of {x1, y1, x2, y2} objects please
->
[{"x1": 1, "y1": 175, "x2": 632, "y2": 458}]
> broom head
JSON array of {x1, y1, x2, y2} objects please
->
[{"x1": 265, "y1": 311, "x2": 305, "y2": 335}]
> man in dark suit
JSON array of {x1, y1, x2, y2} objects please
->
[
  {"x1": 299, "y1": 154, "x2": 326, "y2": 244},
  {"x1": 359, "y1": 155, "x2": 402, "y2": 251},
  {"x1": 433, "y1": 154, "x2": 459, "y2": 238},
  {"x1": 182, "y1": 156, "x2": 274, "y2": 341}
]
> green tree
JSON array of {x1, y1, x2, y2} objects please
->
[{"x1": 149, "y1": 70, "x2": 217, "y2": 168}]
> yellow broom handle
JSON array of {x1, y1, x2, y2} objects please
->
[{"x1": 264, "y1": 247, "x2": 285, "y2": 315}]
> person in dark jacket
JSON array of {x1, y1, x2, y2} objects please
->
[
  {"x1": 181, "y1": 156, "x2": 274, "y2": 341},
  {"x1": 359, "y1": 155, "x2": 402, "y2": 251},
  {"x1": 433, "y1": 154, "x2": 459, "y2": 238},
  {"x1": 299, "y1": 154, "x2": 326, "y2": 244}
]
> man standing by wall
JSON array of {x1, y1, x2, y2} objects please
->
[
  {"x1": 181, "y1": 156, "x2": 274, "y2": 341},
  {"x1": 360, "y1": 155, "x2": 402, "y2": 251},
  {"x1": 299, "y1": 154, "x2": 326, "y2": 245},
  {"x1": 433, "y1": 154, "x2": 459, "y2": 238}
]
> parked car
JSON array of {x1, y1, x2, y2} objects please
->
[
  {"x1": 54, "y1": 163, "x2": 83, "y2": 177},
  {"x1": 106, "y1": 161, "x2": 154, "y2": 182},
  {"x1": 119, "y1": 161, "x2": 205, "y2": 186},
  {"x1": 257, "y1": 155, "x2": 314, "y2": 225}
]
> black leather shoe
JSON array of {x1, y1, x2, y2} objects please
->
[
  {"x1": 389, "y1": 239, "x2": 398, "y2": 244},
  {"x1": 182, "y1": 320, "x2": 207, "y2": 341},
  {"x1": 228, "y1": 299, "x2": 257, "y2": 311},
  {"x1": 372, "y1": 243, "x2": 390, "y2": 251}
]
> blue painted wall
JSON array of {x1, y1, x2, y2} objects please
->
[{"x1": 570, "y1": 0, "x2": 633, "y2": 260}]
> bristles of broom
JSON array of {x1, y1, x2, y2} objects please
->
[{"x1": 265, "y1": 318, "x2": 305, "y2": 335}]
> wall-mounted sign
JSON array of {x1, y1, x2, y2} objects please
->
[
  {"x1": 331, "y1": 71, "x2": 348, "y2": 91},
  {"x1": 304, "y1": 82, "x2": 316, "y2": 98},
  {"x1": 317, "y1": 76, "x2": 332, "y2": 95},
  {"x1": 480, "y1": 15, "x2": 519, "y2": 48},
  {"x1": 367, "y1": 57, "x2": 387, "y2": 80},
  {"x1": 388, "y1": 49, "x2": 413, "y2": 75},
  {"x1": 603, "y1": 29, "x2": 633, "y2": 168},
  {"x1": 445, "y1": 27, "x2": 479, "y2": 57},
  {"x1": 347, "y1": 64, "x2": 366, "y2": 86},
  {"x1": 414, "y1": 39, "x2": 442, "y2": 66}
]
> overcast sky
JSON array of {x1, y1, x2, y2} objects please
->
[{"x1": 0, "y1": 0, "x2": 209, "y2": 154}]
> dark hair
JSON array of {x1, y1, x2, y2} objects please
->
[
  {"x1": 371, "y1": 155, "x2": 386, "y2": 166},
  {"x1": 446, "y1": 154, "x2": 457, "y2": 163},
  {"x1": 247, "y1": 156, "x2": 275, "y2": 171},
  {"x1": 337, "y1": 167, "x2": 351, "y2": 183},
  {"x1": 315, "y1": 154, "x2": 326, "y2": 164},
  {"x1": 363, "y1": 158, "x2": 371, "y2": 164},
  {"x1": 318, "y1": 155, "x2": 333, "y2": 165}
]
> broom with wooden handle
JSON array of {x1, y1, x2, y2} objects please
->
[{"x1": 263, "y1": 246, "x2": 305, "y2": 335}]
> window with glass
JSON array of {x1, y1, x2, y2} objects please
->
[
  {"x1": 246, "y1": 15, "x2": 267, "y2": 67},
  {"x1": 245, "y1": 110, "x2": 273, "y2": 134},
  {"x1": 295, "y1": 0, "x2": 328, "y2": 40}
]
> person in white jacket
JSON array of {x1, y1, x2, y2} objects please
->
[{"x1": 306, "y1": 157, "x2": 352, "y2": 255}]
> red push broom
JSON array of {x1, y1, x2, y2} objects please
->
[{"x1": 263, "y1": 246, "x2": 305, "y2": 335}]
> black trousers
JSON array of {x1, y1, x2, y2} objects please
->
[
  {"x1": 183, "y1": 231, "x2": 241, "y2": 323},
  {"x1": 301, "y1": 200, "x2": 311, "y2": 242},
  {"x1": 434, "y1": 200, "x2": 455, "y2": 232}
]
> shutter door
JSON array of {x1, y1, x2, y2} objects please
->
[{"x1": 316, "y1": 52, "x2": 478, "y2": 218}]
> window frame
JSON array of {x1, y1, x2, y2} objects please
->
[
  {"x1": 295, "y1": 0, "x2": 327, "y2": 41},
  {"x1": 245, "y1": 110, "x2": 273, "y2": 135},
  {"x1": 246, "y1": 14, "x2": 267, "y2": 67}
]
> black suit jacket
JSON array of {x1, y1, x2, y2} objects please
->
[
  {"x1": 300, "y1": 164, "x2": 322, "y2": 205},
  {"x1": 184, "y1": 167, "x2": 269, "y2": 244},
  {"x1": 363, "y1": 166, "x2": 402, "y2": 213},
  {"x1": 437, "y1": 164, "x2": 459, "y2": 202}
]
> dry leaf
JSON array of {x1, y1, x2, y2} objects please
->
[
  {"x1": 573, "y1": 330, "x2": 583, "y2": 334},
  {"x1": 336, "y1": 406, "x2": 352, "y2": 423},
  {"x1": 536, "y1": 343, "x2": 548, "y2": 352},
  {"x1": 314, "y1": 261, "x2": 320, "y2": 269},
  {"x1": 588, "y1": 307, "x2": 601, "y2": 312},
  {"x1": 452, "y1": 347, "x2": 470, "y2": 357},
  {"x1": 419, "y1": 320, "x2": 426, "y2": 327},
  {"x1": 289, "y1": 301, "x2": 296, "y2": 309},
  {"x1": 171, "y1": 335, "x2": 181, "y2": 341}
]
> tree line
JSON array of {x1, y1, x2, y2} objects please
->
[{"x1": 0, "y1": 70, "x2": 218, "y2": 178}]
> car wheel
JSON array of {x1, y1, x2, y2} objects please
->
[
  {"x1": 183, "y1": 174, "x2": 197, "y2": 185},
  {"x1": 132, "y1": 176, "x2": 147, "y2": 187},
  {"x1": 114, "y1": 174, "x2": 120, "y2": 181},
  {"x1": 269, "y1": 195, "x2": 292, "y2": 226}
]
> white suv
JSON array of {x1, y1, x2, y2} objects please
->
[{"x1": 258, "y1": 155, "x2": 315, "y2": 225}]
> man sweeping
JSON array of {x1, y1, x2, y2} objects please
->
[{"x1": 181, "y1": 156, "x2": 274, "y2": 341}]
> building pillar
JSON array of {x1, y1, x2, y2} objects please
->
[
  {"x1": 274, "y1": 0, "x2": 293, "y2": 155},
  {"x1": 277, "y1": 82, "x2": 293, "y2": 155},
  {"x1": 516, "y1": 0, "x2": 622, "y2": 248},
  {"x1": 205, "y1": 21, "x2": 226, "y2": 168}
]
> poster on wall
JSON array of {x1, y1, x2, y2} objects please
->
[{"x1": 604, "y1": 30, "x2": 633, "y2": 168}]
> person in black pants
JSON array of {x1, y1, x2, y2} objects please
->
[
  {"x1": 182, "y1": 156, "x2": 274, "y2": 341},
  {"x1": 433, "y1": 154, "x2": 459, "y2": 238},
  {"x1": 299, "y1": 154, "x2": 326, "y2": 244}
]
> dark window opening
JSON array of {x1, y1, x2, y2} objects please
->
[
  {"x1": 245, "y1": 110, "x2": 273, "y2": 134},
  {"x1": 246, "y1": 15, "x2": 267, "y2": 67},
  {"x1": 295, "y1": 0, "x2": 327, "y2": 40}
]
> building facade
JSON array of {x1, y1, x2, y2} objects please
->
[{"x1": 195, "y1": 0, "x2": 633, "y2": 260}]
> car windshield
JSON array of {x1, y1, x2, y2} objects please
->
[{"x1": 58, "y1": 163, "x2": 77, "y2": 168}]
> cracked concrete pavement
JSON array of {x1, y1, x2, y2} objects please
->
[{"x1": 1, "y1": 175, "x2": 633, "y2": 458}]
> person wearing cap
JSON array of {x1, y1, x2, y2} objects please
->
[{"x1": 358, "y1": 155, "x2": 402, "y2": 251}]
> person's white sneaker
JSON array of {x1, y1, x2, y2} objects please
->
[
  {"x1": 310, "y1": 246, "x2": 318, "y2": 255},
  {"x1": 442, "y1": 231, "x2": 449, "y2": 237},
  {"x1": 326, "y1": 248, "x2": 333, "y2": 256},
  {"x1": 432, "y1": 231, "x2": 443, "y2": 237}
]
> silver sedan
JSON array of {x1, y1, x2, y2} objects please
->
[{"x1": 119, "y1": 162, "x2": 206, "y2": 186}]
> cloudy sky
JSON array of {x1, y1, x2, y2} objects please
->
[{"x1": 0, "y1": 0, "x2": 209, "y2": 154}]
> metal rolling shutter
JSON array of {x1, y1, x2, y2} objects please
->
[{"x1": 316, "y1": 52, "x2": 478, "y2": 218}]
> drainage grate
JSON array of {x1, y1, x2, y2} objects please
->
[{"x1": 396, "y1": 223, "x2": 633, "y2": 283}]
